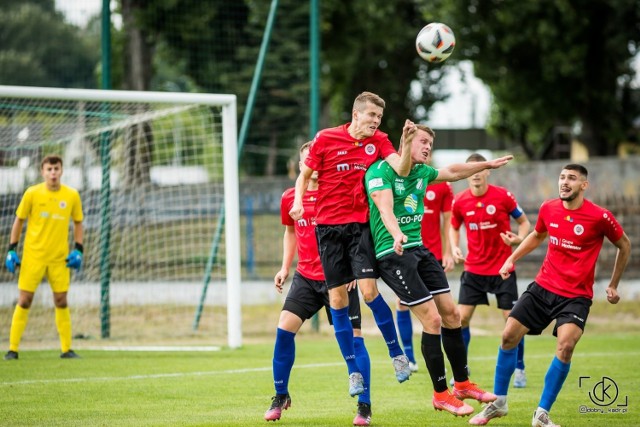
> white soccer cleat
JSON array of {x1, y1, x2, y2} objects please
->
[
  {"x1": 349, "y1": 372, "x2": 365, "y2": 397},
  {"x1": 392, "y1": 354, "x2": 412, "y2": 383},
  {"x1": 468, "y1": 402, "x2": 508, "y2": 425},
  {"x1": 513, "y1": 368, "x2": 527, "y2": 388},
  {"x1": 531, "y1": 408, "x2": 560, "y2": 427}
]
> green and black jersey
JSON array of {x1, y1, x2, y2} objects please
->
[{"x1": 365, "y1": 160, "x2": 438, "y2": 258}]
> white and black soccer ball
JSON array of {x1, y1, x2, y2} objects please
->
[{"x1": 415, "y1": 23, "x2": 456, "y2": 63}]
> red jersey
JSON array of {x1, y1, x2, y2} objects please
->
[
  {"x1": 451, "y1": 185, "x2": 524, "y2": 275},
  {"x1": 420, "y1": 182, "x2": 453, "y2": 260},
  {"x1": 534, "y1": 198, "x2": 624, "y2": 299},
  {"x1": 304, "y1": 124, "x2": 397, "y2": 224},
  {"x1": 280, "y1": 187, "x2": 324, "y2": 281}
]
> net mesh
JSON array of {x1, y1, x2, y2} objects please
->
[{"x1": 0, "y1": 93, "x2": 231, "y2": 347}]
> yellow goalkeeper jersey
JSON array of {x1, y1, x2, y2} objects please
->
[{"x1": 16, "y1": 183, "x2": 83, "y2": 264}]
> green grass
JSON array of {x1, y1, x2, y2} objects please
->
[{"x1": 1, "y1": 331, "x2": 639, "y2": 426}]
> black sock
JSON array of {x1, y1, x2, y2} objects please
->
[
  {"x1": 421, "y1": 332, "x2": 447, "y2": 392},
  {"x1": 442, "y1": 327, "x2": 468, "y2": 382}
]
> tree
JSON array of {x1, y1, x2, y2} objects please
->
[
  {"x1": 120, "y1": 0, "x2": 453, "y2": 174},
  {"x1": 430, "y1": 0, "x2": 640, "y2": 159},
  {"x1": 0, "y1": 0, "x2": 98, "y2": 88},
  {"x1": 321, "y1": 0, "x2": 449, "y2": 137}
]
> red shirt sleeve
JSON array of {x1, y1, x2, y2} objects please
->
[
  {"x1": 304, "y1": 133, "x2": 322, "y2": 171},
  {"x1": 280, "y1": 189, "x2": 295, "y2": 226}
]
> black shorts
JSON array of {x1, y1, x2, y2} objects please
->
[
  {"x1": 315, "y1": 222, "x2": 378, "y2": 289},
  {"x1": 458, "y1": 270, "x2": 519, "y2": 310},
  {"x1": 377, "y1": 246, "x2": 450, "y2": 306},
  {"x1": 282, "y1": 271, "x2": 362, "y2": 329},
  {"x1": 509, "y1": 281, "x2": 592, "y2": 336}
]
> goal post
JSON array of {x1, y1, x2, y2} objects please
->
[{"x1": 0, "y1": 85, "x2": 242, "y2": 349}]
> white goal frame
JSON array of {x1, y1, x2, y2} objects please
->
[{"x1": 0, "y1": 85, "x2": 242, "y2": 349}]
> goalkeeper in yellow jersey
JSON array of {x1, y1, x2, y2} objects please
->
[{"x1": 4, "y1": 154, "x2": 84, "y2": 360}]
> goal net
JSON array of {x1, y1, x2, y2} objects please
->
[{"x1": 0, "y1": 86, "x2": 241, "y2": 349}]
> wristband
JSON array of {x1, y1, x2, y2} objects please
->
[
  {"x1": 8, "y1": 242, "x2": 17, "y2": 252},
  {"x1": 74, "y1": 242, "x2": 84, "y2": 253}
]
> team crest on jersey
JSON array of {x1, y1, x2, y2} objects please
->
[
  {"x1": 574, "y1": 224, "x2": 584, "y2": 235},
  {"x1": 416, "y1": 178, "x2": 424, "y2": 191},
  {"x1": 426, "y1": 190, "x2": 435, "y2": 201},
  {"x1": 486, "y1": 204, "x2": 496, "y2": 214},
  {"x1": 404, "y1": 194, "x2": 419, "y2": 213},
  {"x1": 394, "y1": 180, "x2": 405, "y2": 193},
  {"x1": 364, "y1": 143, "x2": 375, "y2": 155},
  {"x1": 59, "y1": 201, "x2": 67, "y2": 209}
]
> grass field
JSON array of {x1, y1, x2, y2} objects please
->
[{"x1": 1, "y1": 304, "x2": 639, "y2": 426}]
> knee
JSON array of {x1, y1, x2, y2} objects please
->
[
  {"x1": 18, "y1": 301, "x2": 31, "y2": 309},
  {"x1": 53, "y1": 295, "x2": 68, "y2": 308},
  {"x1": 501, "y1": 331, "x2": 520, "y2": 350},
  {"x1": 17, "y1": 296, "x2": 33, "y2": 309},
  {"x1": 329, "y1": 289, "x2": 349, "y2": 309},
  {"x1": 431, "y1": 313, "x2": 442, "y2": 330},
  {"x1": 360, "y1": 286, "x2": 379, "y2": 303},
  {"x1": 556, "y1": 341, "x2": 576, "y2": 362},
  {"x1": 441, "y1": 308, "x2": 461, "y2": 328},
  {"x1": 420, "y1": 311, "x2": 441, "y2": 332}
]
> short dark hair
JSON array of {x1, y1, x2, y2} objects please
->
[
  {"x1": 466, "y1": 153, "x2": 486, "y2": 162},
  {"x1": 353, "y1": 91, "x2": 385, "y2": 111},
  {"x1": 563, "y1": 163, "x2": 588, "y2": 178},
  {"x1": 41, "y1": 154, "x2": 63, "y2": 169}
]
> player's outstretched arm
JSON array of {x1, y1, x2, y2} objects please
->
[
  {"x1": 385, "y1": 119, "x2": 416, "y2": 177},
  {"x1": 370, "y1": 188, "x2": 407, "y2": 255},
  {"x1": 274, "y1": 226, "x2": 296, "y2": 293},
  {"x1": 499, "y1": 230, "x2": 547, "y2": 279},
  {"x1": 440, "y1": 211, "x2": 455, "y2": 272},
  {"x1": 289, "y1": 164, "x2": 314, "y2": 220},
  {"x1": 605, "y1": 232, "x2": 631, "y2": 304},
  {"x1": 449, "y1": 226, "x2": 465, "y2": 264},
  {"x1": 433, "y1": 155, "x2": 514, "y2": 183}
]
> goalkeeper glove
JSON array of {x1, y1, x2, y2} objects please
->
[
  {"x1": 66, "y1": 243, "x2": 83, "y2": 270},
  {"x1": 5, "y1": 243, "x2": 20, "y2": 274}
]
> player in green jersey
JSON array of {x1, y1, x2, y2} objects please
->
[{"x1": 365, "y1": 124, "x2": 512, "y2": 416}]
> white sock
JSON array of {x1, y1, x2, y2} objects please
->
[{"x1": 495, "y1": 396, "x2": 507, "y2": 407}]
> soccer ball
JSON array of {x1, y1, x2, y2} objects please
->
[{"x1": 415, "y1": 23, "x2": 456, "y2": 63}]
